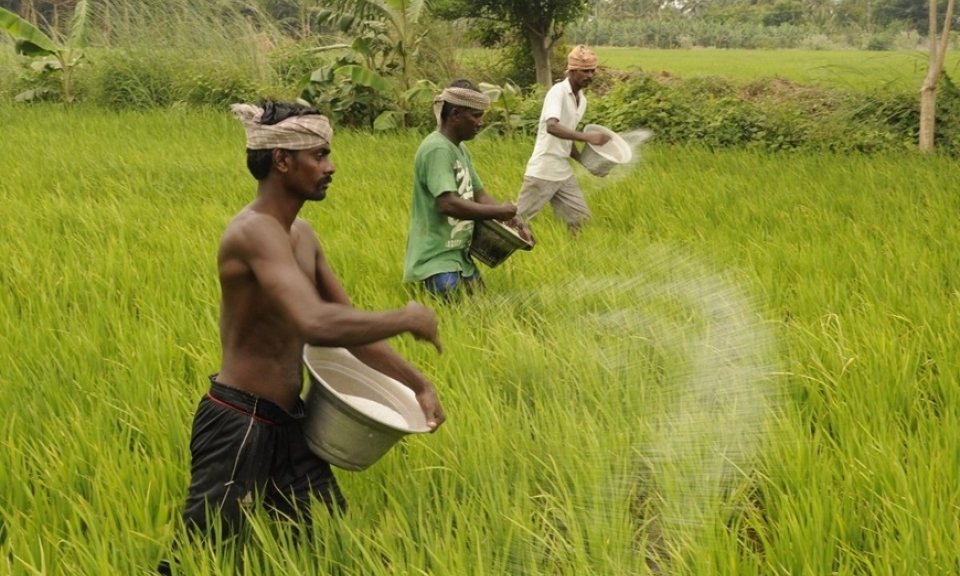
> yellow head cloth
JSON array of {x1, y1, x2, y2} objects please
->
[{"x1": 566, "y1": 45, "x2": 598, "y2": 71}]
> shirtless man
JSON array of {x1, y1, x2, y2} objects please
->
[{"x1": 180, "y1": 100, "x2": 446, "y2": 537}]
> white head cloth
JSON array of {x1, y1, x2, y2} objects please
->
[
  {"x1": 231, "y1": 103, "x2": 333, "y2": 150},
  {"x1": 432, "y1": 88, "x2": 491, "y2": 128}
]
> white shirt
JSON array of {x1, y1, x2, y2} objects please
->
[{"x1": 524, "y1": 78, "x2": 587, "y2": 181}]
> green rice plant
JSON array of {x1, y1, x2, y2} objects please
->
[{"x1": 1, "y1": 104, "x2": 959, "y2": 575}]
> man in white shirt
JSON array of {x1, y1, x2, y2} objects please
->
[{"x1": 516, "y1": 45, "x2": 610, "y2": 235}]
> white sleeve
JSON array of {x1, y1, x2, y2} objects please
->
[{"x1": 540, "y1": 84, "x2": 564, "y2": 122}]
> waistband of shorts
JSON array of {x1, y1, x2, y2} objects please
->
[{"x1": 206, "y1": 377, "x2": 305, "y2": 425}]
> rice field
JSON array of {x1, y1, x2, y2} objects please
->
[
  {"x1": 592, "y1": 47, "x2": 960, "y2": 91},
  {"x1": 460, "y1": 46, "x2": 960, "y2": 92},
  {"x1": 1, "y1": 104, "x2": 958, "y2": 575}
]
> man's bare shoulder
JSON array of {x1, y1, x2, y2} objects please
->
[
  {"x1": 291, "y1": 216, "x2": 322, "y2": 248},
  {"x1": 219, "y1": 208, "x2": 287, "y2": 260},
  {"x1": 291, "y1": 216, "x2": 318, "y2": 235}
]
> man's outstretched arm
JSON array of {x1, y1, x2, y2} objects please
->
[
  {"x1": 310, "y1": 226, "x2": 446, "y2": 429},
  {"x1": 234, "y1": 214, "x2": 442, "y2": 351}
]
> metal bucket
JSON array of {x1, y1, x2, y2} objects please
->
[
  {"x1": 579, "y1": 124, "x2": 633, "y2": 177},
  {"x1": 469, "y1": 219, "x2": 534, "y2": 268},
  {"x1": 302, "y1": 346, "x2": 431, "y2": 471}
]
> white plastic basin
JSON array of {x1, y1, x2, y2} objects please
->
[
  {"x1": 580, "y1": 124, "x2": 633, "y2": 177},
  {"x1": 302, "y1": 346, "x2": 430, "y2": 471}
]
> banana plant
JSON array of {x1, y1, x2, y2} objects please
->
[
  {"x1": 478, "y1": 80, "x2": 537, "y2": 136},
  {"x1": 375, "y1": 78, "x2": 437, "y2": 130},
  {"x1": 0, "y1": 0, "x2": 90, "y2": 104},
  {"x1": 317, "y1": 0, "x2": 429, "y2": 92},
  {"x1": 299, "y1": 51, "x2": 395, "y2": 128},
  {"x1": 301, "y1": 0, "x2": 434, "y2": 129}
]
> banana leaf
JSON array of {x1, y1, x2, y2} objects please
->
[
  {"x1": 0, "y1": 8, "x2": 57, "y2": 56},
  {"x1": 334, "y1": 64, "x2": 391, "y2": 92},
  {"x1": 66, "y1": 0, "x2": 89, "y2": 49}
]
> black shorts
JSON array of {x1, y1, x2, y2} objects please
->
[{"x1": 181, "y1": 378, "x2": 346, "y2": 535}]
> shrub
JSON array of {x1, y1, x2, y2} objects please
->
[
  {"x1": 79, "y1": 49, "x2": 179, "y2": 109},
  {"x1": 183, "y1": 67, "x2": 260, "y2": 108},
  {"x1": 0, "y1": 38, "x2": 15, "y2": 96},
  {"x1": 78, "y1": 49, "x2": 262, "y2": 109},
  {"x1": 863, "y1": 34, "x2": 894, "y2": 51},
  {"x1": 891, "y1": 30, "x2": 923, "y2": 50},
  {"x1": 799, "y1": 34, "x2": 840, "y2": 51},
  {"x1": 3, "y1": 55, "x2": 64, "y2": 102},
  {"x1": 268, "y1": 40, "x2": 330, "y2": 91},
  {"x1": 583, "y1": 70, "x2": 960, "y2": 156},
  {"x1": 567, "y1": 17, "x2": 850, "y2": 50}
]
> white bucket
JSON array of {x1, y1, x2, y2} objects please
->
[
  {"x1": 302, "y1": 346, "x2": 431, "y2": 471},
  {"x1": 579, "y1": 124, "x2": 633, "y2": 177}
]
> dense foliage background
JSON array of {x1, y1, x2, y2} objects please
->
[{"x1": 2, "y1": 0, "x2": 958, "y2": 155}]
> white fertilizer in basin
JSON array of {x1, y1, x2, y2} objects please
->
[{"x1": 340, "y1": 394, "x2": 409, "y2": 429}]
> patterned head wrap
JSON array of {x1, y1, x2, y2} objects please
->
[
  {"x1": 231, "y1": 103, "x2": 333, "y2": 150},
  {"x1": 432, "y1": 87, "x2": 491, "y2": 129},
  {"x1": 567, "y1": 45, "x2": 598, "y2": 71}
]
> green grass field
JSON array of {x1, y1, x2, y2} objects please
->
[
  {"x1": 594, "y1": 47, "x2": 960, "y2": 91},
  {"x1": 459, "y1": 46, "x2": 960, "y2": 92},
  {"x1": 2, "y1": 104, "x2": 959, "y2": 575}
]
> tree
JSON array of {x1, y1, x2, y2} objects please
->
[
  {"x1": 801, "y1": 0, "x2": 835, "y2": 26},
  {"x1": 434, "y1": 0, "x2": 590, "y2": 87},
  {"x1": 834, "y1": 0, "x2": 876, "y2": 30},
  {"x1": 919, "y1": 0, "x2": 956, "y2": 152},
  {"x1": 592, "y1": 0, "x2": 677, "y2": 20},
  {"x1": 763, "y1": 0, "x2": 804, "y2": 26},
  {"x1": 874, "y1": 0, "x2": 939, "y2": 33}
]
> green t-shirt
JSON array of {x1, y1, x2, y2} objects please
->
[{"x1": 403, "y1": 131, "x2": 484, "y2": 283}]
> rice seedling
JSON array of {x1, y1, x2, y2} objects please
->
[{"x1": 1, "y1": 104, "x2": 958, "y2": 574}]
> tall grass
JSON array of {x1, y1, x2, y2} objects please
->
[
  {"x1": 1, "y1": 105, "x2": 958, "y2": 574},
  {"x1": 0, "y1": 0, "x2": 324, "y2": 106}
]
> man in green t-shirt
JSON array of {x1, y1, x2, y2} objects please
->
[{"x1": 403, "y1": 80, "x2": 530, "y2": 297}]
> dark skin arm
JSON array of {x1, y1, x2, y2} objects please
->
[
  {"x1": 241, "y1": 214, "x2": 442, "y2": 351},
  {"x1": 436, "y1": 189, "x2": 534, "y2": 244},
  {"x1": 435, "y1": 189, "x2": 517, "y2": 221},
  {"x1": 311, "y1": 230, "x2": 446, "y2": 430},
  {"x1": 545, "y1": 117, "x2": 611, "y2": 163}
]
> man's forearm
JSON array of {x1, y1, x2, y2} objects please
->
[
  {"x1": 300, "y1": 305, "x2": 416, "y2": 348},
  {"x1": 349, "y1": 341, "x2": 433, "y2": 394},
  {"x1": 439, "y1": 195, "x2": 513, "y2": 220},
  {"x1": 547, "y1": 122, "x2": 587, "y2": 142}
]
